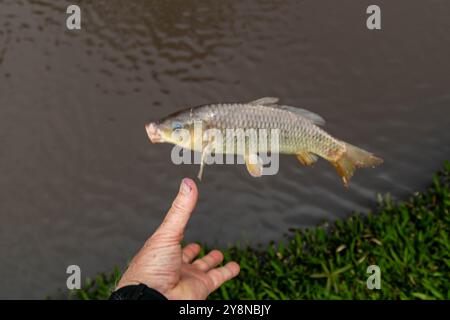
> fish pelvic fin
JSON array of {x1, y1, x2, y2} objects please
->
[
  {"x1": 245, "y1": 153, "x2": 263, "y2": 177},
  {"x1": 296, "y1": 151, "x2": 319, "y2": 166},
  {"x1": 332, "y1": 142, "x2": 383, "y2": 187}
]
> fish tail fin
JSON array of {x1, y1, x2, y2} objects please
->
[{"x1": 332, "y1": 142, "x2": 383, "y2": 187}]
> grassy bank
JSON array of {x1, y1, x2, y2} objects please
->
[{"x1": 73, "y1": 162, "x2": 450, "y2": 300}]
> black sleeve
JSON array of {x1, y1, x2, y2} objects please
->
[{"x1": 109, "y1": 284, "x2": 167, "y2": 300}]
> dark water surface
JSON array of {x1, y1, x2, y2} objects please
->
[{"x1": 0, "y1": 0, "x2": 449, "y2": 298}]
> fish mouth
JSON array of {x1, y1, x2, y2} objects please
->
[{"x1": 145, "y1": 122, "x2": 164, "y2": 143}]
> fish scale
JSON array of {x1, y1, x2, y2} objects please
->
[{"x1": 201, "y1": 103, "x2": 341, "y2": 157}]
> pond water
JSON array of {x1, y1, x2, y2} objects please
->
[{"x1": 0, "y1": 0, "x2": 449, "y2": 298}]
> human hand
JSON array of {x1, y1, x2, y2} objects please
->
[{"x1": 116, "y1": 178, "x2": 240, "y2": 300}]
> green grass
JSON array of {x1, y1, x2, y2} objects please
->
[{"x1": 70, "y1": 161, "x2": 450, "y2": 300}]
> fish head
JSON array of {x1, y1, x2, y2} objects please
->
[{"x1": 145, "y1": 108, "x2": 204, "y2": 150}]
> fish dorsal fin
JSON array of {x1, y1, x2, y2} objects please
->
[
  {"x1": 247, "y1": 97, "x2": 325, "y2": 126},
  {"x1": 275, "y1": 105, "x2": 325, "y2": 126},
  {"x1": 248, "y1": 97, "x2": 279, "y2": 106}
]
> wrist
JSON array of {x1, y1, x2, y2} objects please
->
[{"x1": 109, "y1": 284, "x2": 167, "y2": 300}]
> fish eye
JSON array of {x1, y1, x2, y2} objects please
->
[{"x1": 172, "y1": 122, "x2": 183, "y2": 131}]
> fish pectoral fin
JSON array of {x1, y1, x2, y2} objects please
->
[
  {"x1": 296, "y1": 152, "x2": 319, "y2": 166},
  {"x1": 245, "y1": 153, "x2": 263, "y2": 177},
  {"x1": 197, "y1": 142, "x2": 212, "y2": 181},
  {"x1": 197, "y1": 161, "x2": 205, "y2": 181}
]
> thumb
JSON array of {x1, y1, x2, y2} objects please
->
[{"x1": 154, "y1": 178, "x2": 198, "y2": 241}]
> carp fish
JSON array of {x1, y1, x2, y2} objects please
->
[{"x1": 145, "y1": 97, "x2": 382, "y2": 186}]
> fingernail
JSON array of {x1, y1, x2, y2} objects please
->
[{"x1": 180, "y1": 178, "x2": 192, "y2": 195}]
